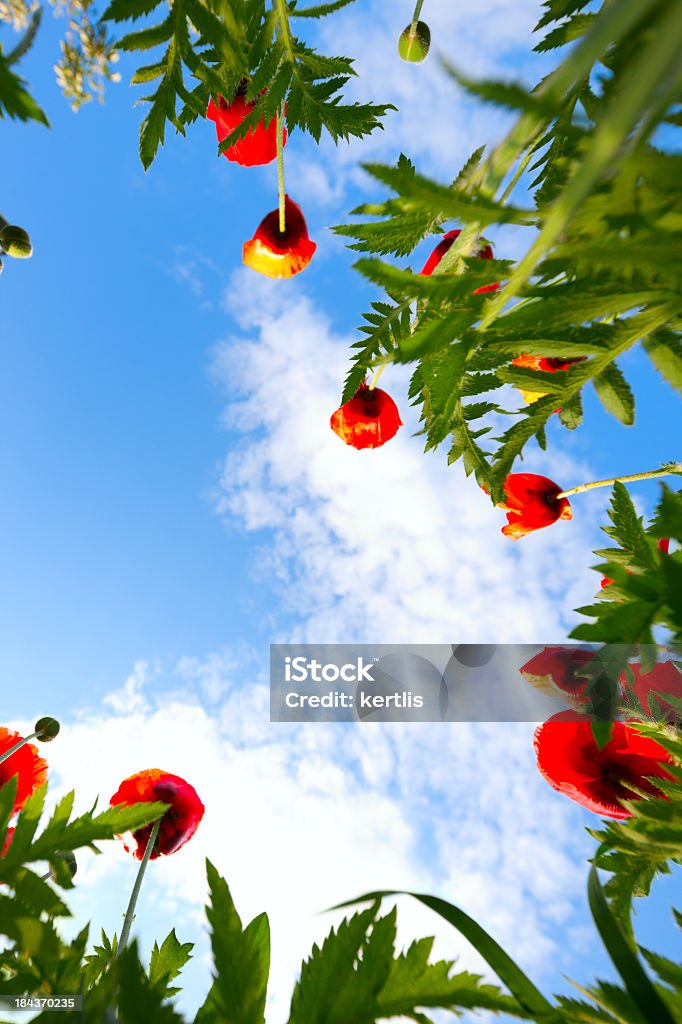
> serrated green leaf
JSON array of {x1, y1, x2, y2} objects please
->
[
  {"x1": 643, "y1": 330, "x2": 682, "y2": 396},
  {"x1": 202, "y1": 859, "x2": 270, "y2": 1024},
  {"x1": 290, "y1": 0, "x2": 357, "y2": 16},
  {"x1": 5, "y1": 8, "x2": 42, "y2": 66},
  {"x1": 329, "y1": 890, "x2": 556, "y2": 1018},
  {"x1": 149, "y1": 929, "x2": 193, "y2": 997},
  {"x1": 0, "y1": 53, "x2": 49, "y2": 125},
  {"x1": 592, "y1": 363, "x2": 635, "y2": 425}
]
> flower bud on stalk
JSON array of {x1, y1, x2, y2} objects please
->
[
  {"x1": 35, "y1": 717, "x2": 60, "y2": 741},
  {"x1": 0, "y1": 225, "x2": 33, "y2": 259},
  {"x1": 398, "y1": 21, "x2": 430, "y2": 62}
]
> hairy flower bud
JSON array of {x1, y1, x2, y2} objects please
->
[
  {"x1": 398, "y1": 21, "x2": 430, "y2": 62},
  {"x1": 34, "y1": 717, "x2": 60, "y2": 742},
  {"x1": 0, "y1": 225, "x2": 33, "y2": 259}
]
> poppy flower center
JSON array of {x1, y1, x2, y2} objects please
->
[{"x1": 359, "y1": 390, "x2": 380, "y2": 415}]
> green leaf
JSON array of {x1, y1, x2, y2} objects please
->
[
  {"x1": 82, "y1": 927, "x2": 119, "y2": 988},
  {"x1": 650, "y1": 486, "x2": 682, "y2": 545},
  {"x1": 341, "y1": 298, "x2": 412, "y2": 404},
  {"x1": 116, "y1": 941, "x2": 186, "y2": 1024},
  {"x1": 361, "y1": 162, "x2": 532, "y2": 227},
  {"x1": 0, "y1": 893, "x2": 63, "y2": 958},
  {"x1": 288, "y1": 904, "x2": 386, "y2": 1024},
  {"x1": 7, "y1": 867, "x2": 71, "y2": 919},
  {"x1": 330, "y1": 891, "x2": 558, "y2": 1019},
  {"x1": 290, "y1": 0, "x2": 357, "y2": 16},
  {"x1": 102, "y1": 0, "x2": 162, "y2": 22},
  {"x1": 442, "y1": 59, "x2": 562, "y2": 117},
  {"x1": 534, "y1": 12, "x2": 597, "y2": 52},
  {"x1": 0, "y1": 52, "x2": 49, "y2": 125},
  {"x1": 587, "y1": 866, "x2": 677, "y2": 1024},
  {"x1": 376, "y1": 937, "x2": 522, "y2": 1018},
  {"x1": 149, "y1": 929, "x2": 193, "y2": 997},
  {"x1": 558, "y1": 389, "x2": 583, "y2": 429},
  {"x1": 639, "y1": 947, "x2": 682, "y2": 990},
  {"x1": 202, "y1": 859, "x2": 270, "y2": 1024},
  {"x1": 592, "y1": 363, "x2": 635, "y2": 425},
  {"x1": 5, "y1": 8, "x2": 42, "y2": 66},
  {"x1": 643, "y1": 330, "x2": 682, "y2": 396}
]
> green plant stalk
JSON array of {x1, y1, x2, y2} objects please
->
[
  {"x1": 557, "y1": 464, "x2": 682, "y2": 500},
  {"x1": 274, "y1": 0, "x2": 296, "y2": 63},
  {"x1": 409, "y1": 0, "x2": 425, "y2": 33},
  {"x1": 368, "y1": 364, "x2": 387, "y2": 390},
  {"x1": 277, "y1": 102, "x2": 286, "y2": 233},
  {"x1": 0, "y1": 732, "x2": 38, "y2": 767},
  {"x1": 116, "y1": 817, "x2": 161, "y2": 955}
]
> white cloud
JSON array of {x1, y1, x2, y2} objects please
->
[
  {"x1": 213, "y1": 269, "x2": 602, "y2": 645},
  {"x1": 9, "y1": 651, "x2": 596, "y2": 1023},
  {"x1": 286, "y1": 0, "x2": 554, "y2": 211}
]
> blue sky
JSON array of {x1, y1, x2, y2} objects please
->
[{"x1": 2, "y1": 0, "x2": 682, "y2": 1019}]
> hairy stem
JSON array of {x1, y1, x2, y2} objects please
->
[
  {"x1": 277, "y1": 102, "x2": 286, "y2": 233},
  {"x1": 117, "y1": 818, "x2": 162, "y2": 955},
  {"x1": 369, "y1": 364, "x2": 387, "y2": 390},
  {"x1": 557, "y1": 464, "x2": 682, "y2": 500},
  {"x1": 0, "y1": 732, "x2": 38, "y2": 767},
  {"x1": 409, "y1": 0, "x2": 425, "y2": 32}
]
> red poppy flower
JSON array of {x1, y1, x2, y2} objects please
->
[
  {"x1": 534, "y1": 715, "x2": 675, "y2": 819},
  {"x1": 110, "y1": 769, "x2": 205, "y2": 861},
  {"x1": 0, "y1": 728, "x2": 48, "y2": 815},
  {"x1": 243, "y1": 196, "x2": 316, "y2": 279},
  {"x1": 511, "y1": 354, "x2": 587, "y2": 405},
  {"x1": 621, "y1": 660, "x2": 682, "y2": 721},
  {"x1": 601, "y1": 537, "x2": 670, "y2": 589},
  {"x1": 420, "y1": 229, "x2": 498, "y2": 293},
  {"x1": 520, "y1": 647, "x2": 597, "y2": 704},
  {"x1": 330, "y1": 382, "x2": 403, "y2": 449},
  {"x1": 499, "y1": 473, "x2": 571, "y2": 540},
  {"x1": 206, "y1": 85, "x2": 285, "y2": 167}
]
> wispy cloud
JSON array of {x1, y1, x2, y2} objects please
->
[
  {"x1": 213, "y1": 270, "x2": 603, "y2": 645},
  {"x1": 13, "y1": 649, "x2": 597, "y2": 1021},
  {"x1": 287, "y1": 0, "x2": 553, "y2": 211}
]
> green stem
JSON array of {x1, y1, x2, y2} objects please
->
[
  {"x1": 0, "y1": 732, "x2": 37, "y2": 767},
  {"x1": 556, "y1": 464, "x2": 682, "y2": 500},
  {"x1": 497, "y1": 145, "x2": 536, "y2": 207},
  {"x1": 116, "y1": 818, "x2": 161, "y2": 955},
  {"x1": 409, "y1": 0, "x2": 425, "y2": 32},
  {"x1": 277, "y1": 102, "x2": 286, "y2": 234},
  {"x1": 274, "y1": 0, "x2": 296, "y2": 63},
  {"x1": 369, "y1": 364, "x2": 387, "y2": 390}
]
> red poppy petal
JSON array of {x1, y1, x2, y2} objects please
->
[
  {"x1": 110, "y1": 769, "x2": 204, "y2": 860},
  {"x1": 243, "y1": 197, "x2": 316, "y2": 279},
  {"x1": 207, "y1": 92, "x2": 285, "y2": 166},
  {"x1": 0, "y1": 728, "x2": 48, "y2": 815},
  {"x1": 500, "y1": 474, "x2": 570, "y2": 539},
  {"x1": 330, "y1": 384, "x2": 403, "y2": 449},
  {"x1": 534, "y1": 717, "x2": 674, "y2": 819}
]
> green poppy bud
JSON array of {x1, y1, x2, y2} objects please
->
[
  {"x1": 0, "y1": 225, "x2": 33, "y2": 259},
  {"x1": 35, "y1": 716, "x2": 60, "y2": 741},
  {"x1": 398, "y1": 21, "x2": 430, "y2": 62},
  {"x1": 54, "y1": 849, "x2": 78, "y2": 880}
]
